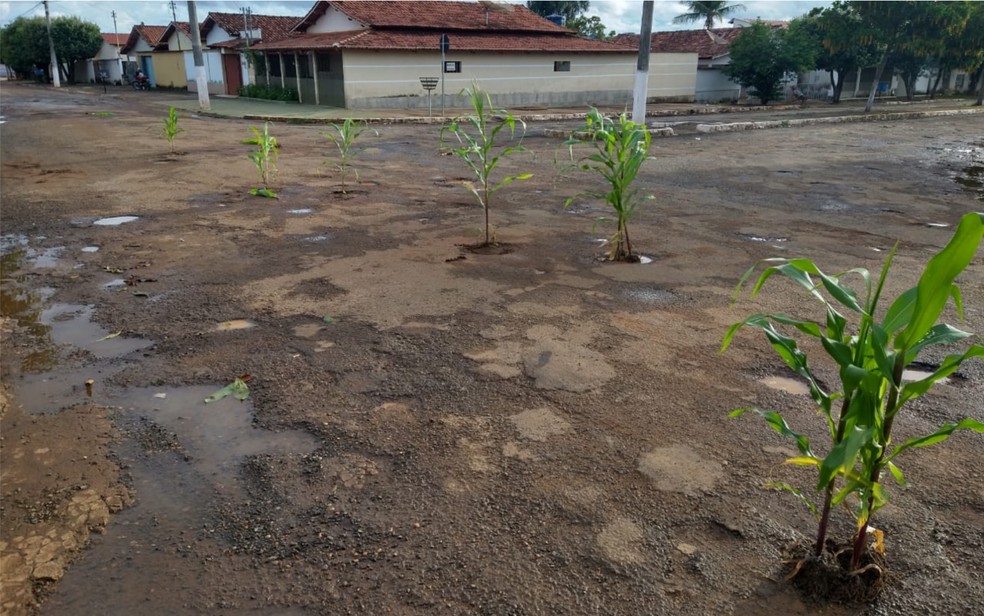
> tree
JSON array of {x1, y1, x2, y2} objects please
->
[
  {"x1": 567, "y1": 15, "x2": 615, "y2": 40},
  {"x1": 722, "y1": 22, "x2": 816, "y2": 105},
  {"x1": 526, "y1": 1, "x2": 589, "y2": 23},
  {"x1": 0, "y1": 15, "x2": 101, "y2": 82},
  {"x1": 802, "y1": 3, "x2": 878, "y2": 103},
  {"x1": 673, "y1": 1, "x2": 746, "y2": 29}
]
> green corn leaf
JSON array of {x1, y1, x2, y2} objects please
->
[
  {"x1": 729, "y1": 407, "x2": 813, "y2": 455},
  {"x1": 896, "y1": 212, "x2": 984, "y2": 350},
  {"x1": 815, "y1": 271, "x2": 866, "y2": 314},
  {"x1": 882, "y1": 287, "x2": 918, "y2": 334},
  {"x1": 818, "y1": 426, "x2": 873, "y2": 490},
  {"x1": 887, "y1": 417, "x2": 984, "y2": 462},
  {"x1": 899, "y1": 345, "x2": 984, "y2": 405},
  {"x1": 204, "y1": 378, "x2": 250, "y2": 403},
  {"x1": 886, "y1": 461, "x2": 908, "y2": 487},
  {"x1": 765, "y1": 481, "x2": 820, "y2": 518},
  {"x1": 904, "y1": 323, "x2": 974, "y2": 363},
  {"x1": 822, "y1": 337, "x2": 854, "y2": 368}
]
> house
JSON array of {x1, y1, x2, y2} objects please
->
[
  {"x1": 73, "y1": 34, "x2": 132, "y2": 84},
  {"x1": 250, "y1": 0, "x2": 697, "y2": 108},
  {"x1": 201, "y1": 12, "x2": 300, "y2": 95},
  {"x1": 121, "y1": 24, "x2": 186, "y2": 88},
  {"x1": 617, "y1": 28, "x2": 745, "y2": 103}
]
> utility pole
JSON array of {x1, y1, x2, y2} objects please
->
[
  {"x1": 112, "y1": 10, "x2": 123, "y2": 82},
  {"x1": 44, "y1": 0, "x2": 61, "y2": 87},
  {"x1": 187, "y1": 1, "x2": 210, "y2": 110},
  {"x1": 170, "y1": 1, "x2": 182, "y2": 50},
  {"x1": 241, "y1": 7, "x2": 252, "y2": 48},
  {"x1": 631, "y1": 0, "x2": 654, "y2": 124}
]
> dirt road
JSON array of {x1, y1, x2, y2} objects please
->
[{"x1": 1, "y1": 83, "x2": 982, "y2": 615}]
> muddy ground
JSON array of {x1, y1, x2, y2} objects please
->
[{"x1": 1, "y1": 84, "x2": 982, "y2": 615}]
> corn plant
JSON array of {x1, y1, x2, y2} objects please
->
[
  {"x1": 162, "y1": 106, "x2": 183, "y2": 154},
  {"x1": 564, "y1": 109, "x2": 653, "y2": 262},
  {"x1": 722, "y1": 211, "x2": 984, "y2": 576},
  {"x1": 323, "y1": 117, "x2": 375, "y2": 193},
  {"x1": 243, "y1": 123, "x2": 279, "y2": 198},
  {"x1": 441, "y1": 82, "x2": 532, "y2": 246}
]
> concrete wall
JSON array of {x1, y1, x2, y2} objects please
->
[
  {"x1": 184, "y1": 50, "x2": 226, "y2": 94},
  {"x1": 166, "y1": 30, "x2": 193, "y2": 52},
  {"x1": 151, "y1": 52, "x2": 187, "y2": 89},
  {"x1": 308, "y1": 5, "x2": 367, "y2": 33},
  {"x1": 696, "y1": 67, "x2": 739, "y2": 103},
  {"x1": 339, "y1": 50, "x2": 695, "y2": 109}
]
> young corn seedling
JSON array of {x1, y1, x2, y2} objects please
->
[
  {"x1": 441, "y1": 82, "x2": 532, "y2": 246},
  {"x1": 323, "y1": 117, "x2": 375, "y2": 194},
  {"x1": 564, "y1": 108, "x2": 653, "y2": 262},
  {"x1": 162, "y1": 106, "x2": 183, "y2": 154},
  {"x1": 243, "y1": 123, "x2": 279, "y2": 198},
  {"x1": 723, "y1": 211, "x2": 984, "y2": 580}
]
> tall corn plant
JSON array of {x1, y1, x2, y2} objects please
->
[
  {"x1": 162, "y1": 106, "x2": 183, "y2": 154},
  {"x1": 564, "y1": 109, "x2": 653, "y2": 262},
  {"x1": 441, "y1": 83, "x2": 532, "y2": 246},
  {"x1": 723, "y1": 211, "x2": 984, "y2": 573},
  {"x1": 243, "y1": 123, "x2": 279, "y2": 198}
]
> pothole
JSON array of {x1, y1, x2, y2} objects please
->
[
  {"x1": 93, "y1": 216, "x2": 139, "y2": 226},
  {"x1": 214, "y1": 319, "x2": 257, "y2": 331},
  {"x1": 759, "y1": 375, "x2": 810, "y2": 395},
  {"x1": 623, "y1": 287, "x2": 677, "y2": 305},
  {"x1": 741, "y1": 234, "x2": 788, "y2": 243}
]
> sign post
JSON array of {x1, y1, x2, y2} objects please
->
[
  {"x1": 439, "y1": 34, "x2": 450, "y2": 117},
  {"x1": 419, "y1": 77, "x2": 439, "y2": 117}
]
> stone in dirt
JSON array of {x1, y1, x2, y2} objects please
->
[
  {"x1": 521, "y1": 340, "x2": 615, "y2": 392},
  {"x1": 509, "y1": 407, "x2": 572, "y2": 442},
  {"x1": 597, "y1": 517, "x2": 646, "y2": 565},
  {"x1": 637, "y1": 445, "x2": 723, "y2": 496}
]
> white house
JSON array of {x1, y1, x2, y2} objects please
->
[
  {"x1": 76, "y1": 33, "x2": 132, "y2": 84},
  {"x1": 251, "y1": 0, "x2": 696, "y2": 108}
]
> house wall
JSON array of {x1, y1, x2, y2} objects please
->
[
  {"x1": 695, "y1": 67, "x2": 740, "y2": 103},
  {"x1": 166, "y1": 30, "x2": 193, "y2": 52},
  {"x1": 184, "y1": 50, "x2": 226, "y2": 94},
  {"x1": 205, "y1": 25, "x2": 232, "y2": 46},
  {"x1": 339, "y1": 50, "x2": 695, "y2": 108},
  {"x1": 307, "y1": 6, "x2": 367, "y2": 33},
  {"x1": 151, "y1": 52, "x2": 187, "y2": 88}
]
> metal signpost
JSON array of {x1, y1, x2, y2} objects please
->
[
  {"x1": 419, "y1": 77, "x2": 439, "y2": 117},
  {"x1": 439, "y1": 34, "x2": 450, "y2": 117}
]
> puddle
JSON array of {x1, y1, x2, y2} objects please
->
[
  {"x1": 81, "y1": 246, "x2": 100, "y2": 253},
  {"x1": 39, "y1": 304, "x2": 152, "y2": 360},
  {"x1": 93, "y1": 215, "x2": 140, "y2": 226},
  {"x1": 624, "y1": 287, "x2": 677, "y2": 304},
  {"x1": 11, "y1": 365, "x2": 126, "y2": 414},
  {"x1": 955, "y1": 165, "x2": 983, "y2": 199},
  {"x1": 902, "y1": 369, "x2": 948, "y2": 384},
  {"x1": 638, "y1": 256, "x2": 653, "y2": 264},
  {"x1": 759, "y1": 376, "x2": 810, "y2": 396},
  {"x1": 102, "y1": 278, "x2": 126, "y2": 288},
  {"x1": 925, "y1": 222, "x2": 951, "y2": 228},
  {"x1": 742, "y1": 234, "x2": 788, "y2": 243},
  {"x1": 29, "y1": 246, "x2": 65, "y2": 268},
  {"x1": 287, "y1": 208, "x2": 313, "y2": 215},
  {"x1": 215, "y1": 319, "x2": 257, "y2": 331},
  {"x1": 301, "y1": 234, "x2": 331, "y2": 243}
]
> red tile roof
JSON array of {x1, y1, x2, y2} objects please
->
[
  {"x1": 102, "y1": 33, "x2": 127, "y2": 46},
  {"x1": 614, "y1": 28, "x2": 742, "y2": 60},
  {"x1": 122, "y1": 25, "x2": 169, "y2": 54},
  {"x1": 202, "y1": 12, "x2": 301, "y2": 43},
  {"x1": 295, "y1": 1, "x2": 571, "y2": 33},
  {"x1": 255, "y1": 28, "x2": 635, "y2": 53}
]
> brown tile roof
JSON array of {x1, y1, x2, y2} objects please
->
[
  {"x1": 613, "y1": 28, "x2": 741, "y2": 60},
  {"x1": 160, "y1": 21, "x2": 192, "y2": 42},
  {"x1": 122, "y1": 25, "x2": 168, "y2": 54},
  {"x1": 202, "y1": 12, "x2": 301, "y2": 43},
  {"x1": 255, "y1": 28, "x2": 635, "y2": 53},
  {"x1": 294, "y1": 1, "x2": 571, "y2": 34},
  {"x1": 102, "y1": 33, "x2": 127, "y2": 46}
]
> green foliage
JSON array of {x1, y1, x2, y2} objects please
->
[
  {"x1": 567, "y1": 15, "x2": 615, "y2": 40},
  {"x1": 525, "y1": 1, "x2": 589, "y2": 22},
  {"x1": 323, "y1": 118, "x2": 375, "y2": 193},
  {"x1": 801, "y1": 3, "x2": 879, "y2": 103},
  {"x1": 723, "y1": 22, "x2": 817, "y2": 105},
  {"x1": 564, "y1": 109, "x2": 653, "y2": 262},
  {"x1": 441, "y1": 83, "x2": 532, "y2": 246},
  {"x1": 723, "y1": 211, "x2": 984, "y2": 571},
  {"x1": 161, "y1": 106, "x2": 183, "y2": 154},
  {"x1": 237, "y1": 83, "x2": 298, "y2": 102},
  {"x1": 673, "y1": 1, "x2": 747, "y2": 29},
  {"x1": 243, "y1": 123, "x2": 279, "y2": 194},
  {"x1": 0, "y1": 17, "x2": 48, "y2": 74},
  {"x1": 50, "y1": 16, "x2": 102, "y2": 79},
  {"x1": 204, "y1": 378, "x2": 250, "y2": 403}
]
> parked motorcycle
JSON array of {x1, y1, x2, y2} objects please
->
[{"x1": 131, "y1": 74, "x2": 151, "y2": 90}]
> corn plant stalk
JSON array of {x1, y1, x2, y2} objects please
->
[
  {"x1": 243, "y1": 123, "x2": 279, "y2": 189},
  {"x1": 564, "y1": 109, "x2": 653, "y2": 261},
  {"x1": 723, "y1": 211, "x2": 984, "y2": 572},
  {"x1": 440, "y1": 83, "x2": 532, "y2": 246},
  {"x1": 162, "y1": 106, "x2": 183, "y2": 154}
]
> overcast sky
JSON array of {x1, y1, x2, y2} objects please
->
[{"x1": 1, "y1": 0, "x2": 830, "y2": 37}]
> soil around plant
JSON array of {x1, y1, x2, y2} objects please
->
[{"x1": 0, "y1": 84, "x2": 982, "y2": 615}]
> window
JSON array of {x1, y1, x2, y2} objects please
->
[
  {"x1": 254, "y1": 53, "x2": 266, "y2": 74},
  {"x1": 284, "y1": 54, "x2": 296, "y2": 78},
  {"x1": 554, "y1": 61, "x2": 571, "y2": 72},
  {"x1": 444, "y1": 61, "x2": 461, "y2": 73},
  {"x1": 955, "y1": 74, "x2": 965, "y2": 90},
  {"x1": 298, "y1": 54, "x2": 312, "y2": 79},
  {"x1": 269, "y1": 54, "x2": 281, "y2": 77},
  {"x1": 317, "y1": 53, "x2": 331, "y2": 73}
]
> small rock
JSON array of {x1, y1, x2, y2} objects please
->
[
  {"x1": 676, "y1": 543, "x2": 697, "y2": 556},
  {"x1": 32, "y1": 560, "x2": 64, "y2": 581}
]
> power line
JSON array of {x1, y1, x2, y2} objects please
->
[{"x1": 7, "y1": 2, "x2": 44, "y2": 23}]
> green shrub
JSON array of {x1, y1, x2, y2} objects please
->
[{"x1": 238, "y1": 83, "x2": 298, "y2": 103}]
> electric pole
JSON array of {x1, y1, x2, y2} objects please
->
[
  {"x1": 112, "y1": 10, "x2": 123, "y2": 82},
  {"x1": 632, "y1": 0, "x2": 654, "y2": 124},
  {"x1": 241, "y1": 7, "x2": 252, "y2": 49},
  {"x1": 170, "y1": 1, "x2": 182, "y2": 50},
  {"x1": 187, "y1": 1, "x2": 210, "y2": 110},
  {"x1": 44, "y1": 0, "x2": 61, "y2": 87}
]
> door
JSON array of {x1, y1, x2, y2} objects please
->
[
  {"x1": 223, "y1": 54, "x2": 243, "y2": 95},
  {"x1": 141, "y1": 56, "x2": 155, "y2": 87}
]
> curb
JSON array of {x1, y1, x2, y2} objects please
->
[{"x1": 695, "y1": 108, "x2": 984, "y2": 133}]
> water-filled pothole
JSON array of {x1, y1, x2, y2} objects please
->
[
  {"x1": 624, "y1": 287, "x2": 677, "y2": 304},
  {"x1": 215, "y1": 319, "x2": 257, "y2": 331},
  {"x1": 759, "y1": 376, "x2": 810, "y2": 396},
  {"x1": 741, "y1": 234, "x2": 788, "y2": 243},
  {"x1": 93, "y1": 215, "x2": 139, "y2": 226}
]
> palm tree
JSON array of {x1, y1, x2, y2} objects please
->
[{"x1": 673, "y1": 1, "x2": 746, "y2": 29}]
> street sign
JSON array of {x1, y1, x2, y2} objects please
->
[
  {"x1": 420, "y1": 77, "x2": 439, "y2": 117},
  {"x1": 440, "y1": 34, "x2": 450, "y2": 53},
  {"x1": 439, "y1": 34, "x2": 450, "y2": 117}
]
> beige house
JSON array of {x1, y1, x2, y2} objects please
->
[
  {"x1": 252, "y1": 0, "x2": 696, "y2": 108},
  {"x1": 121, "y1": 24, "x2": 186, "y2": 89}
]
